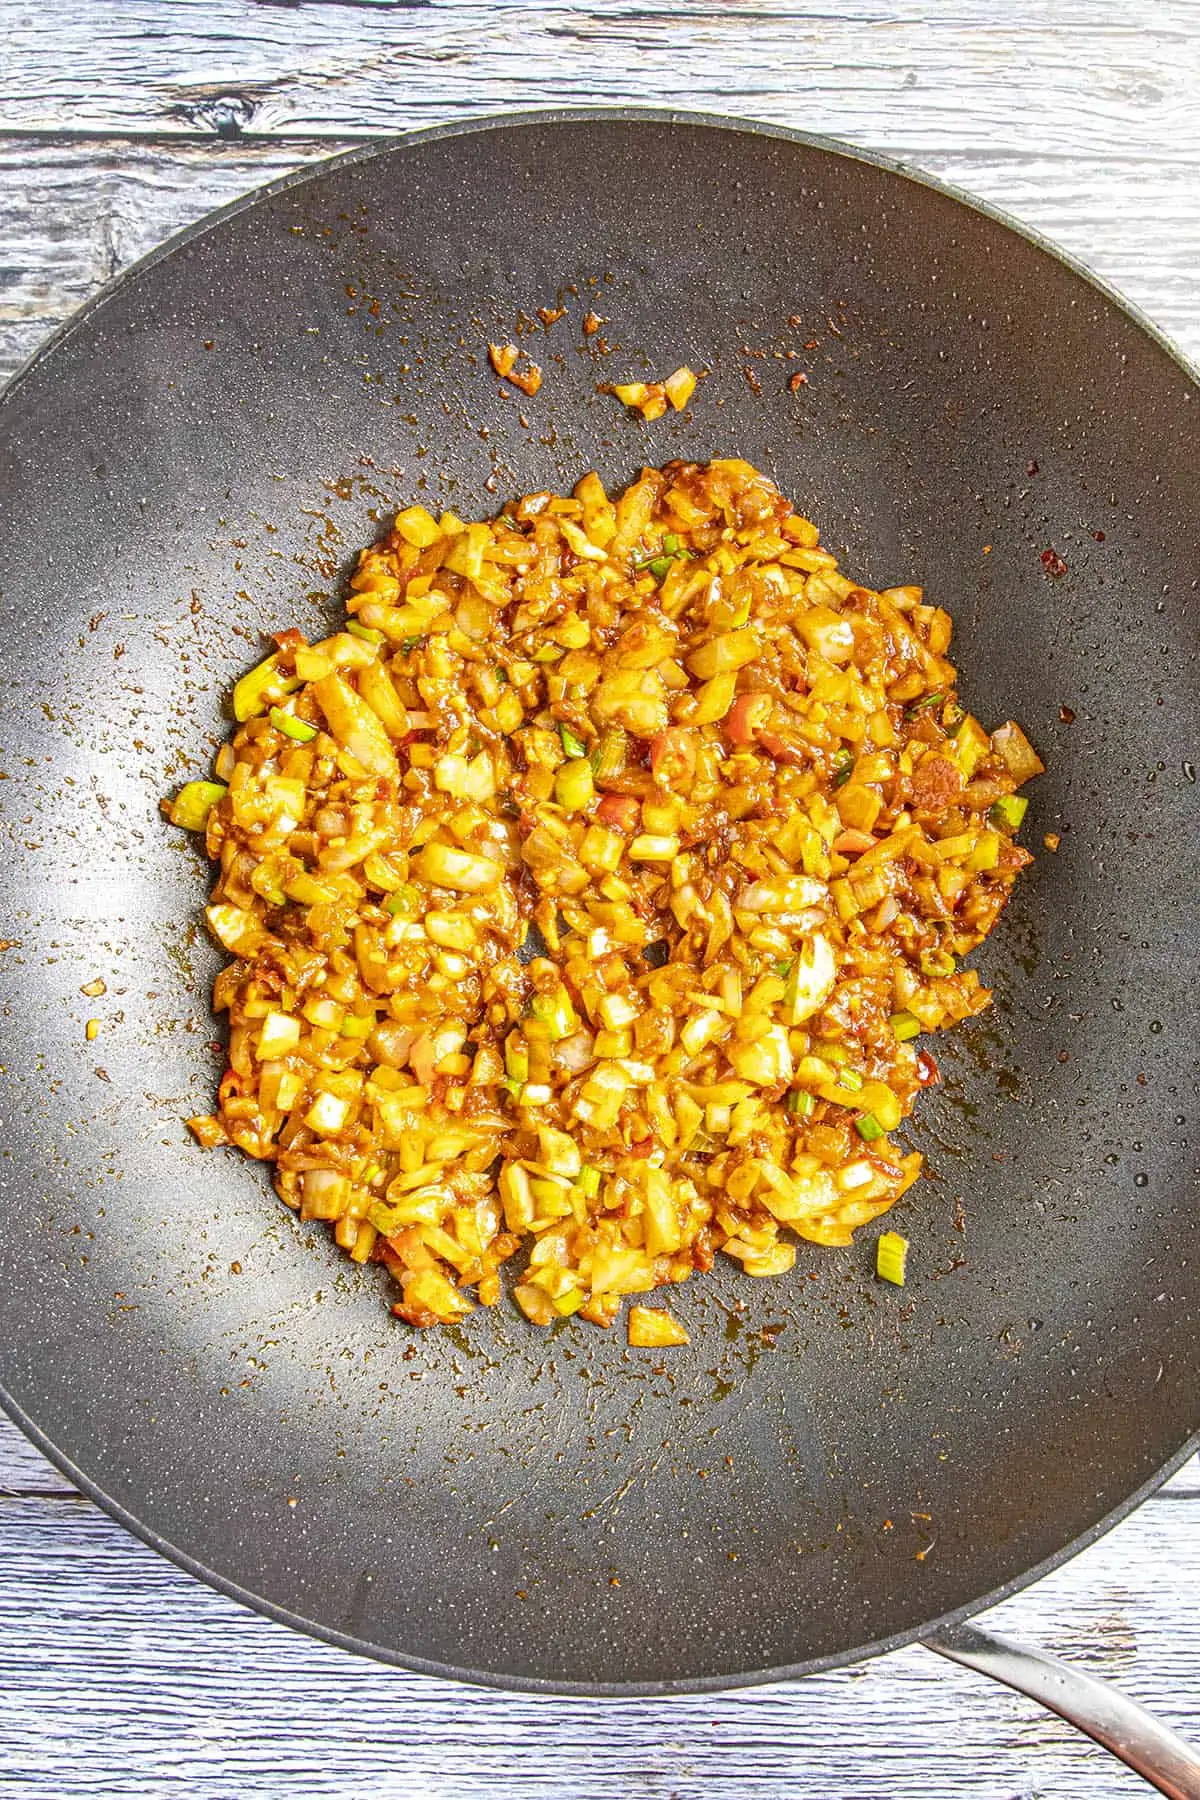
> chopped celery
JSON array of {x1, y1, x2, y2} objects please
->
[
  {"x1": 837, "y1": 1067, "x2": 865, "y2": 1093},
  {"x1": 876, "y1": 1231, "x2": 909, "y2": 1285},
  {"x1": 233, "y1": 653, "x2": 300, "y2": 722},
  {"x1": 990, "y1": 793, "x2": 1029, "y2": 830},
  {"x1": 855, "y1": 1111, "x2": 885, "y2": 1141},
  {"x1": 890, "y1": 1010, "x2": 921, "y2": 1042},
  {"x1": 786, "y1": 1089, "x2": 815, "y2": 1118},
  {"x1": 589, "y1": 726, "x2": 628, "y2": 782},
  {"x1": 168, "y1": 780, "x2": 226, "y2": 832},
  {"x1": 530, "y1": 988, "x2": 577, "y2": 1041},
  {"x1": 269, "y1": 706, "x2": 318, "y2": 743},
  {"x1": 385, "y1": 883, "x2": 422, "y2": 916},
  {"x1": 576, "y1": 1164, "x2": 601, "y2": 1198},
  {"x1": 339, "y1": 1012, "x2": 376, "y2": 1040},
  {"x1": 555, "y1": 758, "x2": 595, "y2": 814},
  {"x1": 345, "y1": 620, "x2": 384, "y2": 645}
]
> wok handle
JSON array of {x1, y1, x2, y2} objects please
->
[{"x1": 925, "y1": 1621, "x2": 1200, "y2": 1800}]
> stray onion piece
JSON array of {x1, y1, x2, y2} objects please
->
[{"x1": 168, "y1": 459, "x2": 1041, "y2": 1333}]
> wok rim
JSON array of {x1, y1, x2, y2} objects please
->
[{"x1": 1, "y1": 105, "x2": 1197, "y2": 1697}]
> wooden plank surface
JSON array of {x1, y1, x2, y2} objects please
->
[
  {"x1": 2, "y1": 3, "x2": 1199, "y2": 1795},
  {"x1": 0, "y1": 1451, "x2": 1198, "y2": 1800},
  {"x1": 5, "y1": 0, "x2": 1200, "y2": 162}
]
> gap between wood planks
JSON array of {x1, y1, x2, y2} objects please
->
[{"x1": 5, "y1": 2, "x2": 1200, "y2": 163}]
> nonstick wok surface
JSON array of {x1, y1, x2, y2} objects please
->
[{"x1": 0, "y1": 113, "x2": 1197, "y2": 1693}]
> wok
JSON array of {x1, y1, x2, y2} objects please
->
[{"x1": 1, "y1": 110, "x2": 1198, "y2": 1772}]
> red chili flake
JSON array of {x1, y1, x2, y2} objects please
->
[
  {"x1": 1059, "y1": 704, "x2": 1076, "y2": 724},
  {"x1": 916, "y1": 1050, "x2": 939, "y2": 1087},
  {"x1": 1026, "y1": 459, "x2": 1039, "y2": 476},
  {"x1": 1041, "y1": 547, "x2": 1068, "y2": 578},
  {"x1": 1058, "y1": 1051, "x2": 1071, "y2": 1064},
  {"x1": 1093, "y1": 529, "x2": 1106, "y2": 541},
  {"x1": 788, "y1": 372, "x2": 808, "y2": 392}
]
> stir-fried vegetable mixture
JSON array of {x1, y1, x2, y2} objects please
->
[{"x1": 169, "y1": 459, "x2": 1042, "y2": 1333}]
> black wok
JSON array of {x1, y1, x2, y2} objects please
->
[{"x1": 0, "y1": 113, "x2": 1197, "y2": 1705}]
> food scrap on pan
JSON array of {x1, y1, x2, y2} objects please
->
[
  {"x1": 600, "y1": 368, "x2": 699, "y2": 420},
  {"x1": 168, "y1": 459, "x2": 1041, "y2": 1334}
]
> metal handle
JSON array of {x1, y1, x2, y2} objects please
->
[{"x1": 925, "y1": 1621, "x2": 1200, "y2": 1800}]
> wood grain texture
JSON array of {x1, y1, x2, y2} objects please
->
[
  {"x1": 2, "y1": 4, "x2": 1200, "y2": 1795},
  {"x1": 4, "y1": 0, "x2": 1200, "y2": 163},
  {"x1": 0, "y1": 1474, "x2": 1197, "y2": 1799}
]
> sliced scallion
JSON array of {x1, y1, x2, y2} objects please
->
[
  {"x1": 906, "y1": 690, "x2": 945, "y2": 718},
  {"x1": 559, "y1": 721, "x2": 588, "y2": 759}
]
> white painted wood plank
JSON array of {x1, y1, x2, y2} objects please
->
[
  {"x1": 3, "y1": 139, "x2": 1200, "y2": 397},
  {"x1": 0, "y1": 1421, "x2": 70, "y2": 1492},
  {"x1": 3, "y1": 0, "x2": 1200, "y2": 163},
  {"x1": 0, "y1": 1485, "x2": 1197, "y2": 1799}
]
